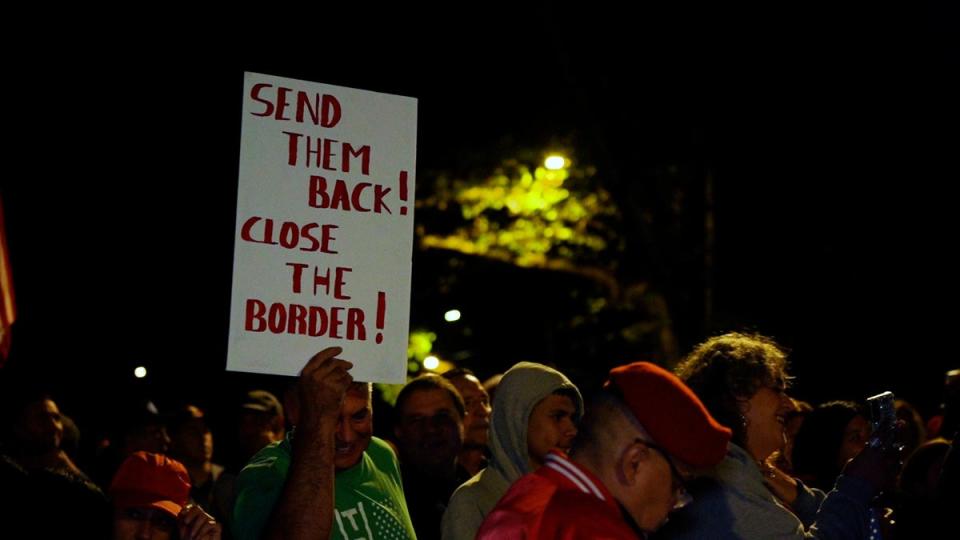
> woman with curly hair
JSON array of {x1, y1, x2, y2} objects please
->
[{"x1": 656, "y1": 332, "x2": 894, "y2": 540}]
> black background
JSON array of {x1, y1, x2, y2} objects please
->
[{"x1": 2, "y1": 3, "x2": 957, "y2": 442}]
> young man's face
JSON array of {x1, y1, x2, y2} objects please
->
[{"x1": 526, "y1": 393, "x2": 578, "y2": 468}]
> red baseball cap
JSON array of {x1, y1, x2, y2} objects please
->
[
  {"x1": 109, "y1": 451, "x2": 191, "y2": 518},
  {"x1": 605, "y1": 362, "x2": 732, "y2": 469}
]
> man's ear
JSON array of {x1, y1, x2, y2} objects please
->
[{"x1": 620, "y1": 440, "x2": 648, "y2": 486}]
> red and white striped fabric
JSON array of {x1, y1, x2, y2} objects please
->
[
  {"x1": 543, "y1": 451, "x2": 607, "y2": 501},
  {"x1": 477, "y1": 450, "x2": 642, "y2": 539}
]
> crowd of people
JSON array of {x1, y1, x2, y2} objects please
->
[{"x1": 1, "y1": 333, "x2": 957, "y2": 539}]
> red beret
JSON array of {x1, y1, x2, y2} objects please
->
[{"x1": 605, "y1": 362, "x2": 731, "y2": 468}]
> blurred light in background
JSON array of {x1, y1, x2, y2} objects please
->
[
  {"x1": 544, "y1": 155, "x2": 567, "y2": 170},
  {"x1": 423, "y1": 355, "x2": 440, "y2": 370},
  {"x1": 134, "y1": 366, "x2": 147, "y2": 379},
  {"x1": 444, "y1": 309, "x2": 461, "y2": 322}
]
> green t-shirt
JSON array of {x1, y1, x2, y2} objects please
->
[{"x1": 233, "y1": 433, "x2": 416, "y2": 540}]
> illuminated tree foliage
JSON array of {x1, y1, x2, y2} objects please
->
[
  {"x1": 375, "y1": 329, "x2": 437, "y2": 405},
  {"x1": 412, "y1": 149, "x2": 682, "y2": 371},
  {"x1": 416, "y1": 155, "x2": 623, "y2": 290}
]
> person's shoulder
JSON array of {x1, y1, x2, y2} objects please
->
[
  {"x1": 453, "y1": 466, "x2": 511, "y2": 504},
  {"x1": 454, "y1": 469, "x2": 485, "y2": 492},
  {"x1": 547, "y1": 486, "x2": 608, "y2": 513},
  {"x1": 363, "y1": 436, "x2": 405, "y2": 483},
  {"x1": 487, "y1": 470, "x2": 557, "y2": 514},
  {"x1": 676, "y1": 474, "x2": 728, "y2": 517},
  {"x1": 447, "y1": 471, "x2": 483, "y2": 509},
  {"x1": 477, "y1": 478, "x2": 546, "y2": 540},
  {"x1": 544, "y1": 491, "x2": 634, "y2": 538},
  {"x1": 250, "y1": 437, "x2": 289, "y2": 462},
  {"x1": 443, "y1": 473, "x2": 489, "y2": 540},
  {"x1": 481, "y1": 480, "x2": 621, "y2": 540},
  {"x1": 366, "y1": 436, "x2": 399, "y2": 462},
  {"x1": 238, "y1": 438, "x2": 291, "y2": 480},
  {"x1": 233, "y1": 440, "x2": 290, "y2": 540}
]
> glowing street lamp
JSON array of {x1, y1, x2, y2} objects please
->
[
  {"x1": 444, "y1": 309, "x2": 461, "y2": 322},
  {"x1": 544, "y1": 155, "x2": 567, "y2": 170},
  {"x1": 134, "y1": 366, "x2": 147, "y2": 379}
]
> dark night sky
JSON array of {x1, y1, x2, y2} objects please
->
[{"x1": 2, "y1": 3, "x2": 958, "y2": 436}]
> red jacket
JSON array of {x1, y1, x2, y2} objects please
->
[{"x1": 476, "y1": 451, "x2": 642, "y2": 539}]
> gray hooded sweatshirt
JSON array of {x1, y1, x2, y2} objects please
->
[{"x1": 440, "y1": 362, "x2": 583, "y2": 540}]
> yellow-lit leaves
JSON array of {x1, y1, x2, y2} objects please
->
[
  {"x1": 407, "y1": 330, "x2": 436, "y2": 361},
  {"x1": 418, "y1": 157, "x2": 620, "y2": 269}
]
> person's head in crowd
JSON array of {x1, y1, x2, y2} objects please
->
[
  {"x1": 675, "y1": 332, "x2": 793, "y2": 464},
  {"x1": 333, "y1": 382, "x2": 374, "y2": 470},
  {"x1": 526, "y1": 387, "x2": 581, "y2": 468},
  {"x1": 283, "y1": 378, "x2": 373, "y2": 472},
  {"x1": 394, "y1": 374, "x2": 465, "y2": 474},
  {"x1": 4, "y1": 390, "x2": 64, "y2": 458},
  {"x1": 167, "y1": 405, "x2": 213, "y2": 468},
  {"x1": 1, "y1": 387, "x2": 95, "y2": 477},
  {"x1": 896, "y1": 437, "x2": 953, "y2": 539},
  {"x1": 775, "y1": 398, "x2": 812, "y2": 472},
  {"x1": 484, "y1": 363, "x2": 583, "y2": 471},
  {"x1": 119, "y1": 399, "x2": 170, "y2": 457},
  {"x1": 110, "y1": 451, "x2": 190, "y2": 540},
  {"x1": 791, "y1": 400, "x2": 869, "y2": 490},
  {"x1": 570, "y1": 362, "x2": 731, "y2": 534},
  {"x1": 499, "y1": 363, "x2": 583, "y2": 470},
  {"x1": 237, "y1": 390, "x2": 285, "y2": 461},
  {"x1": 442, "y1": 368, "x2": 492, "y2": 450},
  {"x1": 899, "y1": 437, "x2": 950, "y2": 501},
  {"x1": 784, "y1": 398, "x2": 813, "y2": 441},
  {"x1": 896, "y1": 399, "x2": 927, "y2": 457}
]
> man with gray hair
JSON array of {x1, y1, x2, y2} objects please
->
[{"x1": 233, "y1": 347, "x2": 415, "y2": 540}]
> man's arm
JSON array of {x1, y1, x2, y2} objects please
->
[{"x1": 264, "y1": 347, "x2": 352, "y2": 540}]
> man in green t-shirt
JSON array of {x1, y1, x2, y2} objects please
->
[{"x1": 233, "y1": 347, "x2": 416, "y2": 540}]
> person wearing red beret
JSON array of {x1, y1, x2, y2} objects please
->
[{"x1": 476, "y1": 361, "x2": 731, "y2": 539}]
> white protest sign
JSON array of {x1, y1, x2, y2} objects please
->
[{"x1": 227, "y1": 72, "x2": 416, "y2": 383}]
